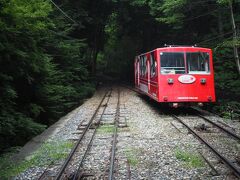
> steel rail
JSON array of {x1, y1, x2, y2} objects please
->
[
  {"x1": 173, "y1": 115, "x2": 240, "y2": 178},
  {"x1": 38, "y1": 161, "x2": 55, "y2": 180},
  {"x1": 126, "y1": 160, "x2": 131, "y2": 180},
  {"x1": 197, "y1": 114, "x2": 240, "y2": 142},
  {"x1": 54, "y1": 90, "x2": 110, "y2": 180},
  {"x1": 108, "y1": 88, "x2": 120, "y2": 180},
  {"x1": 191, "y1": 107, "x2": 240, "y2": 141},
  {"x1": 198, "y1": 151, "x2": 219, "y2": 176},
  {"x1": 72, "y1": 89, "x2": 113, "y2": 179}
]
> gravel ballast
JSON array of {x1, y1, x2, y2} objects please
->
[{"x1": 13, "y1": 86, "x2": 240, "y2": 179}]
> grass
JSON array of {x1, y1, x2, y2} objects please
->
[
  {"x1": 97, "y1": 124, "x2": 115, "y2": 133},
  {"x1": 0, "y1": 140, "x2": 74, "y2": 180},
  {"x1": 175, "y1": 148, "x2": 205, "y2": 168},
  {"x1": 125, "y1": 148, "x2": 139, "y2": 166}
]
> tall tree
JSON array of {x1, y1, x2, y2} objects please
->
[{"x1": 0, "y1": 0, "x2": 95, "y2": 151}]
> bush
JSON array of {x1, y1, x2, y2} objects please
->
[
  {"x1": 212, "y1": 101, "x2": 240, "y2": 120},
  {"x1": 0, "y1": 111, "x2": 46, "y2": 151}
]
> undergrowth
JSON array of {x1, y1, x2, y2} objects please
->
[
  {"x1": 175, "y1": 148, "x2": 205, "y2": 168},
  {"x1": 97, "y1": 124, "x2": 115, "y2": 133},
  {"x1": 0, "y1": 141, "x2": 73, "y2": 179},
  {"x1": 211, "y1": 101, "x2": 240, "y2": 120},
  {"x1": 125, "y1": 148, "x2": 139, "y2": 166}
]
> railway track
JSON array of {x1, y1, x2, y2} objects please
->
[
  {"x1": 38, "y1": 89, "x2": 111, "y2": 179},
  {"x1": 36, "y1": 85, "x2": 240, "y2": 179},
  {"x1": 38, "y1": 88, "x2": 122, "y2": 180},
  {"x1": 59, "y1": 90, "x2": 111, "y2": 179},
  {"x1": 70, "y1": 89, "x2": 114, "y2": 180},
  {"x1": 109, "y1": 88, "x2": 120, "y2": 180},
  {"x1": 55, "y1": 89, "x2": 112, "y2": 179},
  {"x1": 172, "y1": 113, "x2": 240, "y2": 178},
  {"x1": 124, "y1": 85, "x2": 240, "y2": 178},
  {"x1": 195, "y1": 112, "x2": 240, "y2": 142}
]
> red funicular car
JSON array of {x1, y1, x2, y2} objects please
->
[{"x1": 134, "y1": 45, "x2": 216, "y2": 107}]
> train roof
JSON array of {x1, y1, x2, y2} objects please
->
[{"x1": 136, "y1": 46, "x2": 212, "y2": 57}]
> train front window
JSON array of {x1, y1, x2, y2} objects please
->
[
  {"x1": 187, "y1": 52, "x2": 210, "y2": 74},
  {"x1": 160, "y1": 52, "x2": 185, "y2": 74}
]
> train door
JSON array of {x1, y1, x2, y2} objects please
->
[
  {"x1": 150, "y1": 51, "x2": 158, "y2": 98},
  {"x1": 135, "y1": 58, "x2": 140, "y2": 87},
  {"x1": 147, "y1": 56, "x2": 150, "y2": 91}
]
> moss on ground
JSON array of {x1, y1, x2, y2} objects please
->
[
  {"x1": 97, "y1": 124, "x2": 115, "y2": 133},
  {"x1": 125, "y1": 148, "x2": 139, "y2": 166},
  {"x1": 175, "y1": 148, "x2": 205, "y2": 168},
  {"x1": 0, "y1": 141, "x2": 73, "y2": 179}
]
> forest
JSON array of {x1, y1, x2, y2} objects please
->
[{"x1": 0, "y1": 0, "x2": 239, "y2": 152}]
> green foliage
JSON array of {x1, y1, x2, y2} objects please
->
[
  {"x1": 130, "y1": 0, "x2": 148, "y2": 6},
  {"x1": 1, "y1": 0, "x2": 53, "y2": 31},
  {"x1": 0, "y1": 0, "x2": 239, "y2": 154},
  {"x1": 0, "y1": 111, "x2": 46, "y2": 150},
  {"x1": 213, "y1": 45, "x2": 240, "y2": 100},
  {"x1": 101, "y1": 11, "x2": 139, "y2": 79},
  {"x1": 0, "y1": 141, "x2": 73, "y2": 179},
  {"x1": 125, "y1": 148, "x2": 139, "y2": 166},
  {"x1": 219, "y1": 38, "x2": 240, "y2": 48},
  {"x1": 97, "y1": 125, "x2": 115, "y2": 134},
  {"x1": 101, "y1": 0, "x2": 240, "y2": 122},
  {"x1": 212, "y1": 101, "x2": 240, "y2": 119},
  {"x1": 0, "y1": 0, "x2": 95, "y2": 151},
  {"x1": 149, "y1": 0, "x2": 187, "y2": 26},
  {"x1": 175, "y1": 148, "x2": 205, "y2": 168},
  {"x1": 217, "y1": 0, "x2": 231, "y2": 5}
]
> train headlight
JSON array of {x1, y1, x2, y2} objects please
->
[
  {"x1": 208, "y1": 96, "x2": 212, "y2": 101},
  {"x1": 168, "y1": 78, "x2": 174, "y2": 84},
  {"x1": 163, "y1": 96, "x2": 168, "y2": 101},
  {"x1": 200, "y1": 78, "x2": 206, "y2": 84}
]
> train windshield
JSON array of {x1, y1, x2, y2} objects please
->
[
  {"x1": 187, "y1": 52, "x2": 210, "y2": 74},
  {"x1": 160, "y1": 52, "x2": 185, "y2": 74}
]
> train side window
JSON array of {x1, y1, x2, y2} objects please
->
[
  {"x1": 139, "y1": 55, "x2": 148, "y2": 77},
  {"x1": 187, "y1": 52, "x2": 210, "y2": 74},
  {"x1": 140, "y1": 56, "x2": 144, "y2": 77},
  {"x1": 135, "y1": 58, "x2": 139, "y2": 76},
  {"x1": 150, "y1": 52, "x2": 156, "y2": 77},
  {"x1": 139, "y1": 57, "x2": 141, "y2": 76},
  {"x1": 160, "y1": 52, "x2": 185, "y2": 74},
  {"x1": 143, "y1": 55, "x2": 147, "y2": 75}
]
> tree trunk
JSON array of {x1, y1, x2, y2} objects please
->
[
  {"x1": 91, "y1": 48, "x2": 99, "y2": 76},
  {"x1": 91, "y1": 25, "x2": 100, "y2": 76},
  {"x1": 229, "y1": 1, "x2": 240, "y2": 74},
  {"x1": 217, "y1": 6, "x2": 224, "y2": 38}
]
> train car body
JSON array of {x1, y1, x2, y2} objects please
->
[{"x1": 134, "y1": 46, "x2": 216, "y2": 107}]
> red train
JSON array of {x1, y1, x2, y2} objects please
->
[{"x1": 134, "y1": 46, "x2": 216, "y2": 107}]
